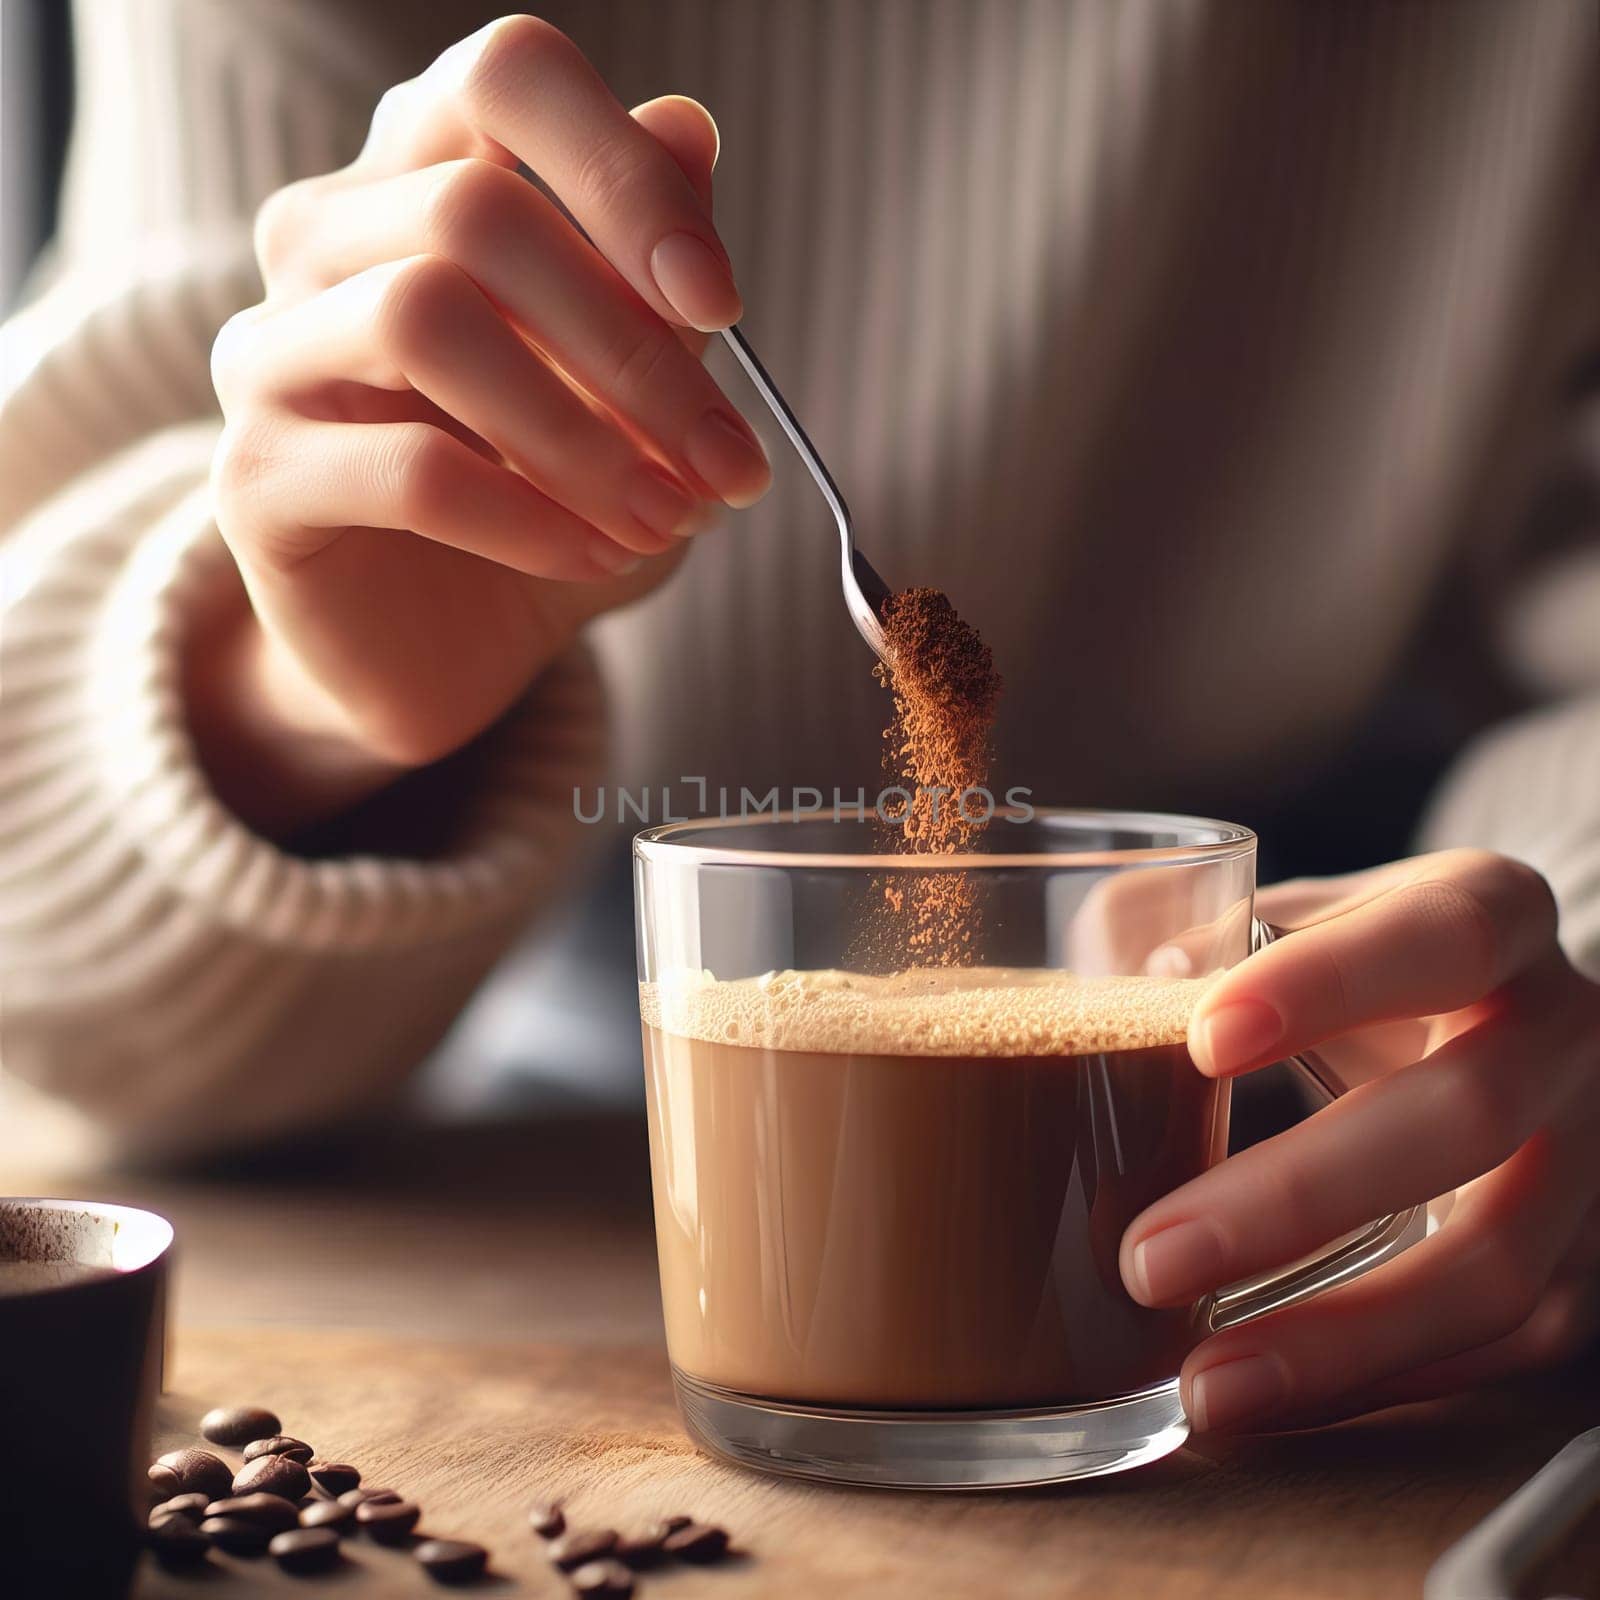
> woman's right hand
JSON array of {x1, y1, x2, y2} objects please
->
[{"x1": 201, "y1": 16, "x2": 770, "y2": 831}]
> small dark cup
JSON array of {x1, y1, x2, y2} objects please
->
[{"x1": 0, "y1": 1199, "x2": 172, "y2": 1595}]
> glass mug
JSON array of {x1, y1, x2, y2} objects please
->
[{"x1": 633, "y1": 810, "x2": 1423, "y2": 1488}]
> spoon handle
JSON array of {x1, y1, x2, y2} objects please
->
[
  {"x1": 718, "y1": 326, "x2": 890, "y2": 655},
  {"x1": 717, "y1": 325, "x2": 853, "y2": 550}
]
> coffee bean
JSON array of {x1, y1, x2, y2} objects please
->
[
  {"x1": 199, "y1": 1404, "x2": 281, "y2": 1446},
  {"x1": 637, "y1": 1513, "x2": 696, "y2": 1560},
  {"x1": 300, "y1": 1499, "x2": 355, "y2": 1532},
  {"x1": 149, "y1": 1492, "x2": 211, "y2": 1525},
  {"x1": 147, "y1": 1518, "x2": 210, "y2": 1570},
  {"x1": 355, "y1": 1498, "x2": 421, "y2": 1545},
  {"x1": 269, "y1": 1527, "x2": 342, "y2": 1575},
  {"x1": 154, "y1": 1449, "x2": 235, "y2": 1501},
  {"x1": 232, "y1": 1454, "x2": 311, "y2": 1501},
  {"x1": 242, "y1": 1434, "x2": 314, "y2": 1464},
  {"x1": 339, "y1": 1486, "x2": 401, "y2": 1508},
  {"x1": 200, "y1": 1515, "x2": 272, "y2": 1555},
  {"x1": 203, "y1": 1493, "x2": 299, "y2": 1532},
  {"x1": 307, "y1": 1460, "x2": 361, "y2": 1495},
  {"x1": 147, "y1": 1464, "x2": 184, "y2": 1499},
  {"x1": 547, "y1": 1530, "x2": 619, "y2": 1571},
  {"x1": 571, "y1": 1559, "x2": 636, "y2": 1599},
  {"x1": 662, "y1": 1522, "x2": 730, "y2": 1564},
  {"x1": 528, "y1": 1500, "x2": 566, "y2": 1538},
  {"x1": 415, "y1": 1538, "x2": 489, "y2": 1584},
  {"x1": 614, "y1": 1531, "x2": 668, "y2": 1570}
]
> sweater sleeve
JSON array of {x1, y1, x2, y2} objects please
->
[
  {"x1": 0, "y1": 1, "x2": 616, "y2": 1163},
  {"x1": 1420, "y1": 688, "x2": 1600, "y2": 982},
  {"x1": 1419, "y1": 381, "x2": 1600, "y2": 980},
  {"x1": 1, "y1": 425, "x2": 608, "y2": 1162}
]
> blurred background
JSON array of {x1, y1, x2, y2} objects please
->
[{"x1": 1, "y1": 1, "x2": 70, "y2": 314}]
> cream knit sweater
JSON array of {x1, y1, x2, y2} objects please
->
[{"x1": 2, "y1": 0, "x2": 1597, "y2": 1161}]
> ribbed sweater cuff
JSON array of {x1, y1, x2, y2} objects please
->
[
  {"x1": 97, "y1": 502, "x2": 607, "y2": 952},
  {"x1": 5, "y1": 425, "x2": 608, "y2": 1007}
]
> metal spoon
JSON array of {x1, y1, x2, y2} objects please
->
[{"x1": 718, "y1": 325, "x2": 891, "y2": 661}]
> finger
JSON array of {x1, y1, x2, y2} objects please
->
[
  {"x1": 1179, "y1": 1123, "x2": 1593, "y2": 1433},
  {"x1": 1190, "y1": 849, "x2": 1559, "y2": 1076},
  {"x1": 1251, "y1": 865, "x2": 1410, "y2": 932},
  {"x1": 358, "y1": 18, "x2": 741, "y2": 330},
  {"x1": 632, "y1": 95, "x2": 719, "y2": 206},
  {"x1": 214, "y1": 414, "x2": 643, "y2": 582},
  {"x1": 256, "y1": 159, "x2": 769, "y2": 509},
  {"x1": 1346, "y1": 1274, "x2": 1600, "y2": 1412},
  {"x1": 1066, "y1": 865, "x2": 1252, "y2": 977},
  {"x1": 1210, "y1": 1275, "x2": 1600, "y2": 1431},
  {"x1": 1122, "y1": 965, "x2": 1592, "y2": 1306},
  {"x1": 217, "y1": 258, "x2": 712, "y2": 555},
  {"x1": 1288, "y1": 1192, "x2": 1600, "y2": 1424},
  {"x1": 1139, "y1": 863, "x2": 1413, "y2": 982},
  {"x1": 629, "y1": 96, "x2": 718, "y2": 359}
]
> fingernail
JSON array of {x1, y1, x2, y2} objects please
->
[
  {"x1": 1186, "y1": 1353, "x2": 1289, "y2": 1432},
  {"x1": 1127, "y1": 1217, "x2": 1228, "y2": 1305},
  {"x1": 650, "y1": 232, "x2": 742, "y2": 332},
  {"x1": 626, "y1": 464, "x2": 700, "y2": 538},
  {"x1": 684, "y1": 411, "x2": 771, "y2": 507},
  {"x1": 1196, "y1": 999, "x2": 1282, "y2": 1073},
  {"x1": 587, "y1": 534, "x2": 642, "y2": 576}
]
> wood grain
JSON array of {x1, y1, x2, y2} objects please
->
[
  {"x1": 132, "y1": 1327, "x2": 1599, "y2": 1599},
  {"x1": 19, "y1": 1111, "x2": 1596, "y2": 1598}
]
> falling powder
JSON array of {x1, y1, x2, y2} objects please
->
[{"x1": 869, "y1": 587, "x2": 1003, "y2": 965}]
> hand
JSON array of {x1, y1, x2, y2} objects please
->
[
  {"x1": 1119, "y1": 848, "x2": 1600, "y2": 1432},
  {"x1": 204, "y1": 17, "x2": 770, "y2": 831}
]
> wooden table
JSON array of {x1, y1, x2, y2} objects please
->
[{"x1": 22, "y1": 1111, "x2": 1600, "y2": 1598}]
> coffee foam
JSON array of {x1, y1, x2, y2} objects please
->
[{"x1": 639, "y1": 967, "x2": 1212, "y2": 1058}]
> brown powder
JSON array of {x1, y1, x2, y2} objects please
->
[{"x1": 868, "y1": 587, "x2": 1003, "y2": 965}]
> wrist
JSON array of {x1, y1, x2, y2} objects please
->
[{"x1": 182, "y1": 572, "x2": 411, "y2": 838}]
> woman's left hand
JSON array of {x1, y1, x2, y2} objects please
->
[{"x1": 1120, "y1": 848, "x2": 1600, "y2": 1432}]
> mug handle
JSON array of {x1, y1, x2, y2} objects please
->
[{"x1": 1200, "y1": 918, "x2": 1430, "y2": 1334}]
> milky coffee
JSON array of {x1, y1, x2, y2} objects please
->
[{"x1": 642, "y1": 967, "x2": 1224, "y2": 1410}]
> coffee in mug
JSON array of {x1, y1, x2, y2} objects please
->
[
  {"x1": 0, "y1": 1199, "x2": 172, "y2": 1594},
  {"x1": 633, "y1": 812, "x2": 1422, "y2": 1487}
]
